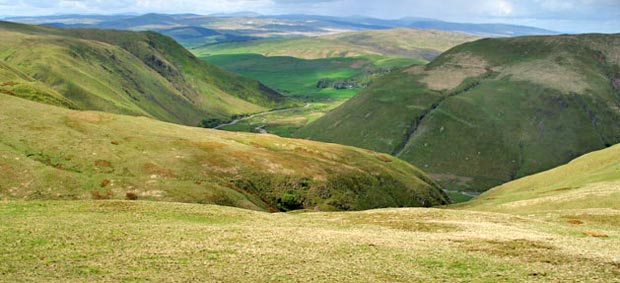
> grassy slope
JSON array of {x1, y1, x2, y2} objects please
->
[
  {"x1": 1, "y1": 200, "x2": 619, "y2": 282},
  {"x1": 0, "y1": 94, "x2": 449, "y2": 211},
  {"x1": 193, "y1": 28, "x2": 479, "y2": 60},
  {"x1": 299, "y1": 34, "x2": 620, "y2": 194},
  {"x1": 459, "y1": 144, "x2": 620, "y2": 214},
  {"x1": 0, "y1": 21, "x2": 288, "y2": 126}
]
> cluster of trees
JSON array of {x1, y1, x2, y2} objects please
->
[{"x1": 316, "y1": 78, "x2": 361, "y2": 89}]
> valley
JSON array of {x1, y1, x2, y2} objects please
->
[
  {"x1": 194, "y1": 28, "x2": 475, "y2": 136},
  {"x1": 200, "y1": 54, "x2": 414, "y2": 135},
  {"x1": 1, "y1": 4, "x2": 619, "y2": 282}
]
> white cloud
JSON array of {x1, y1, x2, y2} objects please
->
[
  {"x1": 535, "y1": 0, "x2": 577, "y2": 10},
  {"x1": 485, "y1": 0, "x2": 514, "y2": 16},
  {"x1": 0, "y1": 0, "x2": 617, "y2": 32}
]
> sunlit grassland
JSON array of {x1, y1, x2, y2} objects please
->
[
  {"x1": 200, "y1": 53, "x2": 424, "y2": 98},
  {"x1": 1, "y1": 200, "x2": 618, "y2": 282},
  {"x1": 459, "y1": 144, "x2": 620, "y2": 214}
]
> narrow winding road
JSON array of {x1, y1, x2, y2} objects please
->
[{"x1": 214, "y1": 103, "x2": 311, "y2": 131}]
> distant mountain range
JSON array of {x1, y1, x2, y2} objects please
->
[{"x1": 5, "y1": 13, "x2": 558, "y2": 48}]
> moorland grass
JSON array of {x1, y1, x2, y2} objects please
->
[
  {"x1": 0, "y1": 94, "x2": 448, "y2": 211},
  {"x1": 1, "y1": 200, "x2": 618, "y2": 282}
]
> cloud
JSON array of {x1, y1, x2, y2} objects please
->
[
  {"x1": 0, "y1": 0, "x2": 618, "y2": 32},
  {"x1": 488, "y1": 0, "x2": 514, "y2": 16}
]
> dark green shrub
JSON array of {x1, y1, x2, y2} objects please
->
[{"x1": 276, "y1": 193, "x2": 303, "y2": 211}]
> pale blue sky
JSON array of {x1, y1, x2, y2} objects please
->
[{"x1": 1, "y1": 0, "x2": 619, "y2": 33}]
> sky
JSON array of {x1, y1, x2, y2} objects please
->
[{"x1": 0, "y1": 0, "x2": 619, "y2": 33}]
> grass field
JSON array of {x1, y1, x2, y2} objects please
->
[
  {"x1": 201, "y1": 53, "x2": 423, "y2": 98},
  {"x1": 1, "y1": 200, "x2": 618, "y2": 282}
]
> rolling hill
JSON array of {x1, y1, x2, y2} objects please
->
[
  {"x1": 459, "y1": 144, "x2": 620, "y2": 214},
  {"x1": 0, "y1": 21, "x2": 287, "y2": 126},
  {"x1": 0, "y1": 94, "x2": 449, "y2": 211},
  {"x1": 194, "y1": 28, "x2": 479, "y2": 61},
  {"x1": 298, "y1": 34, "x2": 620, "y2": 195}
]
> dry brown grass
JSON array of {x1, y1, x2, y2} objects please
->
[
  {"x1": 99, "y1": 179, "x2": 111, "y2": 188},
  {"x1": 67, "y1": 111, "x2": 109, "y2": 123},
  {"x1": 0, "y1": 89, "x2": 16, "y2": 96},
  {"x1": 94, "y1": 160, "x2": 112, "y2": 168},
  {"x1": 500, "y1": 58, "x2": 589, "y2": 93},
  {"x1": 375, "y1": 154, "x2": 393, "y2": 163},
  {"x1": 91, "y1": 190, "x2": 113, "y2": 200},
  {"x1": 408, "y1": 52, "x2": 489, "y2": 90},
  {"x1": 567, "y1": 219, "x2": 584, "y2": 225},
  {"x1": 584, "y1": 231, "x2": 609, "y2": 237},
  {"x1": 125, "y1": 192, "x2": 138, "y2": 200}
]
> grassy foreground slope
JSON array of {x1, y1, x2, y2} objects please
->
[
  {"x1": 0, "y1": 21, "x2": 287, "y2": 126},
  {"x1": 299, "y1": 34, "x2": 620, "y2": 193},
  {"x1": 194, "y1": 28, "x2": 479, "y2": 61},
  {"x1": 460, "y1": 144, "x2": 620, "y2": 214},
  {"x1": 1, "y1": 200, "x2": 619, "y2": 282},
  {"x1": 0, "y1": 94, "x2": 448, "y2": 211}
]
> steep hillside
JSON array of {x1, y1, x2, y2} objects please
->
[
  {"x1": 0, "y1": 21, "x2": 287, "y2": 126},
  {"x1": 459, "y1": 144, "x2": 620, "y2": 213},
  {"x1": 0, "y1": 94, "x2": 448, "y2": 211},
  {"x1": 299, "y1": 34, "x2": 620, "y2": 194},
  {"x1": 194, "y1": 28, "x2": 479, "y2": 61}
]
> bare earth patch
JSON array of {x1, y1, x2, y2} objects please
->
[
  {"x1": 407, "y1": 52, "x2": 490, "y2": 90},
  {"x1": 501, "y1": 57, "x2": 589, "y2": 93},
  {"x1": 67, "y1": 111, "x2": 111, "y2": 123}
]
